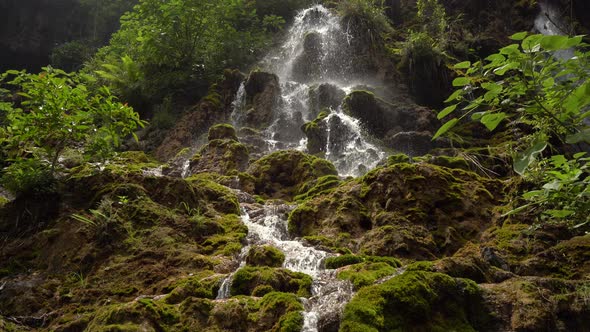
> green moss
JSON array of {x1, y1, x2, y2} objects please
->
[
  {"x1": 387, "y1": 153, "x2": 411, "y2": 164},
  {"x1": 294, "y1": 175, "x2": 341, "y2": 201},
  {"x1": 325, "y1": 254, "x2": 365, "y2": 269},
  {"x1": 338, "y1": 262, "x2": 397, "y2": 289},
  {"x1": 165, "y1": 272, "x2": 223, "y2": 304},
  {"x1": 186, "y1": 173, "x2": 240, "y2": 214},
  {"x1": 230, "y1": 266, "x2": 312, "y2": 297},
  {"x1": 405, "y1": 261, "x2": 436, "y2": 272},
  {"x1": 208, "y1": 123, "x2": 238, "y2": 141},
  {"x1": 258, "y1": 292, "x2": 304, "y2": 332},
  {"x1": 288, "y1": 204, "x2": 318, "y2": 236},
  {"x1": 246, "y1": 245, "x2": 286, "y2": 267},
  {"x1": 340, "y1": 271, "x2": 489, "y2": 331}
]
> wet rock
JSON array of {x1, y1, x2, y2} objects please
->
[
  {"x1": 292, "y1": 32, "x2": 323, "y2": 83},
  {"x1": 154, "y1": 69, "x2": 245, "y2": 161},
  {"x1": 343, "y1": 90, "x2": 439, "y2": 155},
  {"x1": 242, "y1": 71, "x2": 281, "y2": 129},
  {"x1": 302, "y1": 111, "x2": 330, "y2": 155},
  {"x1": 308, "y1": 83, "x2": 346, "y2": 118}
]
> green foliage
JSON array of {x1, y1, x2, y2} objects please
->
[
  {"x1": 0, "y1": 158, "x2": 54, "y2": 196},
  {"x1": 416, "y1": 0, "x2": 447, "y2": 41},
  {"x1": 0, "y1": 67, "x2": 144, "y2": 195},
  {"x1": 436, "y1": 32, "x2": 590, "y2": 229},
  {"x1": 337, "y1": 0, "x2": 393, "y2": 40},
  {"x1": 91, "y1": 0, "x2": 274, "y2": 102}
]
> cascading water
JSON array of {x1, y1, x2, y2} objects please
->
[
  {"x1": 216, "y1": 198, "x2": 354, "y2": 331},
  {"x1": 231, "y1": 4, "x2": 386, "y2": 177}
]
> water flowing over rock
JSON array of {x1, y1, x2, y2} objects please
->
[{"x1": 216, "y1": 199, "x2": 355, "y2": 331}]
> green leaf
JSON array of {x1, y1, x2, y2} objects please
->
[
  {"x1": 499, "y1": 44, "x2": 520, "y2": 55},
  {"x1": 453, "y1": 61, "x2": 471, "y2": 69},
  {"x1": 540, "y1": 35, "x2": 569, "y2": 51},
  {"x1": 522, "y1": 34, "x2": 543, "y2": 52},
  {"x1": 522, "y1": 190, "x2": 543, "y2": 199},
  {"x1": 493, "y1": 62, "x2": 519, "y2": 75},
  {"x1": 432, "y1": 118, "x2": 459, "y2": 140},
  {"x1": 566, "y1": 129, "x2": 590, "y2": 144},
  {"x1": 513, "y1": 140, "x2": 548, "y2": 175},
  {"x1": 444, "y1": 89, "x2": 464, "y2": 102},
  {"x1": 546, "y1": 209, "x2": 575, "y2": 218},
  {"x1": 437, "y1": 104, "x2": 457, "y2": 119},
  {"x1": 481, "y1": 82, "x2": 502, "y2": 92},
  {"x1": 510, "y1": 32, "x2": 528, "y2": 40},
  {"x1": 471, "y1": 112, "x2": 486, "y2": 120},
  {"x1": 480, "y1": 112, "x2": 506, "y2": 131},
  {"x1": 452, "y1": 77, "x2": 470, "y2": 87}
]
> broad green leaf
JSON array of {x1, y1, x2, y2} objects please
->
[
  {"x1": 493, "y1": 62, "x2": 519, "y2": 75},
  {"x1": 499, "y1": 44, "x2": 520, "y2": 55},
  {"x1": 522, "y1": 34, "x2": 543, "y2": 52},
  {"x1": 510, "y1": 32, "x2": 528, "y2": 40},
  {"x1": 438, "y1": 104, "x2": 457, "y2": 119},
  {"x1": 453, "y1": 61, "x2": 471, "y2": 69},
  {"x1": 543, "y1": 180, "x2": 561, "y2": 191},
  {"x1": 480, "y1": 112, "x2": 506, "y2": 131},
  {"x1": 452, "y1": 77, "x2": 470, "y2": 87},
  {"x1": 432, "y1": 118, "x2": 459, "y2": 140},
  {"x1": 540, "y1": 35, "x2": 569, "y2": 50},
  {"x1": 444, "y1": 89, "x2": 464, "y2": 102},
  {"x1": 542, "y1": 77, "x2": 555, "y2": 88},
  {"x1": 513, "y1": 140, "x2": 548, "y2": 175},
  {"x1": 566, "y1": 129, "x2": 590, "y2": 144},
  {"x1": 564, "y1": 35, "x2": 583, "y2": 48}
]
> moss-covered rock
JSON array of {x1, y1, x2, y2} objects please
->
[
  {"x1": 288, "y1": 161, "x2": 502, "y2": 259},
  {"x1": 208, "y1": 123, "x2": 239, "y2": 141},
  {"x1": 230, "y1": 266, "x2": 312, "y2": 297},
  {"x1": 302, "y1": 110, "x2": 331, "y2": 155},
  {"x1": 325, "y1": 254, "x2": 401, "y2": 269},
  {"x1": 308, "y1": 83, "x2": 345, "y2": 118},
  {"x1": 246, "y1": 245, "x2": 286, "y2": 267},
  {"x1": 340, "y1": 271, "x2": 490, "y2": 331},
  {"x1": 338, "y1": 262, "x2": 397, "y2": 289},
  {"x1": 247, "y1": 150, "x2": 338, "y2": 200},
  {"x1": 188, "y1": 130, "x2": 249, "y2": 176}
]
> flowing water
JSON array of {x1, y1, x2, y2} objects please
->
[
  {"x1": 231, "y1": 5, "x2": 385, "y2": 177},
  {"x1": 216, "y1": 199, "x2": 354, "y2": 331}
]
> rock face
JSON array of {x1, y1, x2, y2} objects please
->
[
  {"x1": 291, "y1": 32, "x2": 324, "y2": 83},
  {"x1": 308, "y1": 83, "x2": 346, "y2": 118},
  {"x1": 242, "y1": 71, "x2": 281, "y2": 129},
  {"x1": 343, "y1": 90, "x2": 440, "y2": 155},
  {"x1": 154, "y1": 69, "x2": 245, "y2": 161}
]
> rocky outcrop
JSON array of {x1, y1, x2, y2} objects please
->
[
  {"x1": 187, "y1": 124, "x2": 249, "y2": 176},
  {"x1": 291, "y1": 32, "x2": 324, "y2": 83},
  {"x1": 289, "y1": 158, "x2": 502, "y2": 260},
  {"x1": 308, "y1": 83, "x2": 346, "y2": 118},
  {"x1": 343, "y1": 90, "x2": 440, "y2": 155},
  {"x1": 241, "y1": 71, "x2": 282, "y2": 129},
  {"x1": 245, "y1": 150, "x2": 338, "y2": 200},
  {"x1": 154, "y1": 69, "x2": 245, "y2": 161}
]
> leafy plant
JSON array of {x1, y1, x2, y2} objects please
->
[
  {"x1": 0, "y1": 67, "x2": 145, "y2": 179},
  {"x1": 435, "y1": 32, "x2": 590, "y2": 229}
]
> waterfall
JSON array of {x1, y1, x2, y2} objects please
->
[
  {"x1": 232, "y1": 4, "x2": 386, "y2": 177},
  {"x1": 216, "y1": 199, "x2": 354, "y2": 331}
]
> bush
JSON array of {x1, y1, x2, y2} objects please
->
[{"x1": 1, "y1": 159, "x2": 55, "y2": 196}]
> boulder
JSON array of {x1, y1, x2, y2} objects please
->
[
  {"x1": 308, "y1": 83, "x2": 346, "y2": 119},
  {"x1": 188, "y1": 124, "x2": 249, "y2": 176},
  {"x1": 246, "y1": 245, "x2": 286, "y2": 268}
]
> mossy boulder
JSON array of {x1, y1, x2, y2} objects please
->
[
  {"x1": 241, "y1": 70, "x2": 281, "y2": 129},
  {"x1": 338, "y1": 262, "x2": 398, "y2": 289},
  {"x1": 340, "y1": 271, "x2": 491, "y2": 331},
  {"x1": 302, "y1": 110, "x2": 330, "y2": 155},
  {"x1": 230, "y1": 266, "x2": 312, "y2": 297},
  {"x1": 247, "y1": 150, "x2": 338, "y2": 200},
  {"x1": 208, "y1": 123, "x2": 239, "y2": 141},
  {"x1": 246, "y1": 245, "x2": 286, "y2": 267},
  {"x1": 188, "y1": 124, "x2": 249, "y2": 176},
  {"x1": 325, "y1": 254, "x2": 401, "y2": 270}
]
